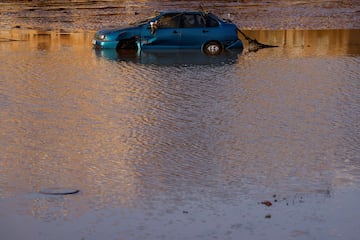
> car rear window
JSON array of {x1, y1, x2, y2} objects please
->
[{"x1": 181, "y1": 14, "x2": 205, "y2": 28}]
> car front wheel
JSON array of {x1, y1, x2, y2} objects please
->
[{"x1": 203, "y1": 41, "x2": 222, "y2": 55}]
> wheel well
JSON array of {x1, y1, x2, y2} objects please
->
[{"x1": 116, "y1": 37, "x2": 138, "y2": 50}]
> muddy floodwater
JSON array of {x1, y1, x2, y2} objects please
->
[{"x1": 1, "y1": 1, "x2": 360, "y2": 240}]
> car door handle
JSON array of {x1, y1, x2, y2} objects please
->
[
  {"x1": 203, "y1": 30, "x2": 209, "y2": 33},
  {"x1": 173, "y1": 30, "x2": 179, "y2": 34}
]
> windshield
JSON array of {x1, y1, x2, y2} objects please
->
[
  {"x1": 129, "y1": 17, "x2": 151, "y2": 26},
  {"x1": 129, "y1": 12, "x2": 160, "y2": 26}
]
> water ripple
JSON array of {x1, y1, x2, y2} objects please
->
[{"x1": 0, "y1": 29, "x2": 359, "y2": 213}]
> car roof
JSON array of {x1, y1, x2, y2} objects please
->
[
  {"x1": 157, "y1": 10, "x2": 215, "y2": 16},
  {"x1": 156, "y1": 11, "x2": 223, "y2": 21}
]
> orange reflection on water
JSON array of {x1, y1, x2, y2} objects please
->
[
  {"x1": 1, "y1": 28, "x2": 359, "y2": 55},
  {"x1": 0, "y1": 28, "x2": 95, "y2": 52},
  {"x1": 242, "y1": 29, "x2": 360, "y2": 56},
  {"x1": 0, "y1": 27, "x2": 359, "y2": 220}
]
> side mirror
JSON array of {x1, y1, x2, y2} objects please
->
[{"x1": 150, "y1": 21, "x2": 158, "y2": 34}]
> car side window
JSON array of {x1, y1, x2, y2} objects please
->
[
  {"x1": 158, "y1": 14, "x2": 181, "y2": 28},
  {"x1": 205, "y1": 15, "x2": 219, "y2": 27},
  {"x1": 181, "y1": 14, "x2": 205, "y2": 28}
]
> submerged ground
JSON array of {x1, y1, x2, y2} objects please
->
[{"x1": 1, "y1": 1, "x2": 360, "y2": 240}]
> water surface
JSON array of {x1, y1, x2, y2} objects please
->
[{"x1": 1, "y1": 1, "x2": 360, "y2": 240}]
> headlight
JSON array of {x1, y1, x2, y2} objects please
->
[{"x1": 95, "y1": 32, "x2": 106, "y2": 40}]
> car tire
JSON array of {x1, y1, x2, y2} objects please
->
[{"x1": 203, "y1": 41, "x2": 222, "y2": 55}]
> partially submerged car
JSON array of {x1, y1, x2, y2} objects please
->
[{"x1": 92, "y1": 11, "x2": 243, "y2": 55}]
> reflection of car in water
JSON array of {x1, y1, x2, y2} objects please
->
[
  {"x1": 94, "y1": 48, "x2": 242, "y2": 66},
  {"x1": 92, "y1": 11, "x2": 243, "y2": 55}
]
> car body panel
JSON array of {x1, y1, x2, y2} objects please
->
[
  {"x1": 93, "y1": 11, "x2": 243, "y2": 53},
  {"x1": 145, "y1": 27, "x2": 182, "y2": 47}
]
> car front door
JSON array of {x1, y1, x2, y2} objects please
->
[{"x1": 144, "y1": 13, "x2": 182, "y2": 48}]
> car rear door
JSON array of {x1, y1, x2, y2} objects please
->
[{"x1": 178, "y1": 13, "x2": 208, "y2": 48}]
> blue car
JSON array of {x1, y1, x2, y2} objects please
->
[{"x1": 92, "y1": 11, "x2": 243, "y2": 55}]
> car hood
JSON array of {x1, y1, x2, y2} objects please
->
[{"x1": 97, "y1": 25, "x2": 141, "y2": 35}]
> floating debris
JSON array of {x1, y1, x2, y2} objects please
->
[
  {"x1": 265, "y1": 214, "x2": 272, "y2": 219},
  {"x1": 261, "y1": 201, "x2": 273, "y2": 207},
  {"x1": 39, "y1": 188, "x2": 80, "y2": 195}
]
